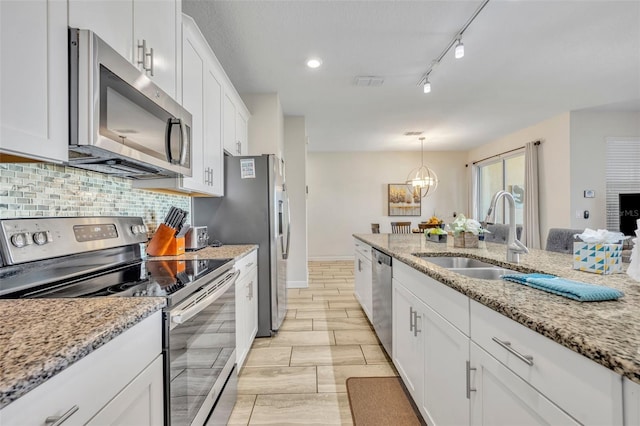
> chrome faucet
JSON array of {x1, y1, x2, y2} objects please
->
[{"x1": 485, "y1": 190, "x2": 529, "y2": 263}]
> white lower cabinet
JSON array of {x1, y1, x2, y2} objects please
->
[
  {"x1": 354, "y1": 240, "x2": 372, "y2": 321},
  {"x1": 236, "y1": 250, "x2": 259, "y2": 370},
  {"x1": 392, "y1": 264, "x2": 469, "y2": 426},
  {"x1": 470, "y1": 300, "x2": 623, "y2": 426},
  {"x1": 0, "y1": 311, "x2": 163, "y2": 426},
  {"x1": 391, "y1": 260, "x2": 625, "y2": 426},
  {"x1": 392, "y1": 279, "x2": 425, "y2": 401},
  {"x1": 469, "y1": 342, "x2": 579, "y2": 426},
  {"x1": 624, "y1": 378, "x2": 640, "y2": 425}
]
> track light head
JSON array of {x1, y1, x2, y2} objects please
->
[
  {"x1": 454, "y1": 39, "x2": 464, "y2": 59},
  {"x1": 423, "y1": 78, "x2": 431, "y2": 94}
]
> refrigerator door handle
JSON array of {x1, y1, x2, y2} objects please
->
[{"x1": 283, "y1": 195, "x2": 291, "y2": 260}]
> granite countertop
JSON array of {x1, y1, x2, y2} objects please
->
[
  {"x1": 148, "y1": 244, "x2": 257, "y2": 262},
  {"x1": 0, "y1": 298, "x2": 165, "y2": 409},
  {"x1": 354, "y1": 233, "x2": 640, "y2": 384}
]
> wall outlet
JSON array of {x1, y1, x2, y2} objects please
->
[{"x1": 576, "y1": 210, "x2": 583, "y2": 219}]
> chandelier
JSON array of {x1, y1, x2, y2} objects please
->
[{"x1": 405, "y1": 137, "x2": 438, "y2": 197}]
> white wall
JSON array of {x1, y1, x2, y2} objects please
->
[
  {"x1": 569, "y1": 110, "x2": 640, "y2": 229},
  {"x1": 308, "y1": 151, "x2": 468, "y2": 259},
  {"x1": 467, "y1": 113, "x2": 571, "y2": 244},
  {"x1": 242, "y1": 93, "x2": 284, "y2": 160},
  {"x1": 283, "y1": 116, "x2": 308, "y2": 288}
]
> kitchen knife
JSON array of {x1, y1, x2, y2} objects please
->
[{"x1": 165, "y1": 207, "x2": 178, "y2": 227}]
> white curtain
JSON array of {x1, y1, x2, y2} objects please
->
[{"x1": 523, "y1": 141, "x2": 541, "y2": 248}]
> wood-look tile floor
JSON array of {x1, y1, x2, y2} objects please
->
[{"x1": 227, "y1": 260, "x2": 398, "y2": 425}]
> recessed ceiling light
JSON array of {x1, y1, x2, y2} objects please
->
[{"x1": 306, "y1": 58, "x2": 322, "y2": 69}]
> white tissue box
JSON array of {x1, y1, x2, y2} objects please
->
[{"x1": 573, "y1": 242, "x2": 623, "y2": 274}]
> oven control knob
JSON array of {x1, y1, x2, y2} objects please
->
[
  {"x1": 33, "y1": 231, "x2": 48, "y2": 245},
  {"x1": 131, "y1": 225, "x2": 142, "y2": 235},
  {"x1": 10, "y1": 233, "x2": 27, "y2": 248}
]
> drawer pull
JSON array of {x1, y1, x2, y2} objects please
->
[
  {"x1": 45, "y1": 405, "x2": 79, "y2": 426},
  {"x1": 492, "y1": 337, "x2": 534, "y2": 366},
  {"x1": 246, "y1": 262, "x2": 254, "y2": 268}
]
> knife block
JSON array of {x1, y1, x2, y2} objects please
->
[{"x1": 147, "y1": 224, "x2": 185, "y2": 256}]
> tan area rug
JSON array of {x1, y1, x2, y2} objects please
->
[{"x1": 346, "y1": 377, "x2": 425, "y2": 426}]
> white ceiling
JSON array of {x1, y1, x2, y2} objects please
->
[{"x1": 183, "y1": 0, "x2": 640, "y2": 152}]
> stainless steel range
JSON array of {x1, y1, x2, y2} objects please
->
[{"x1": 0, "y1": 216, "x2": 238, "y2": 426}]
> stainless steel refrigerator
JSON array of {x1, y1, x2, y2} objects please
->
[{"x1": 192, "y1": 154, "x2": 290, "y2": 337}]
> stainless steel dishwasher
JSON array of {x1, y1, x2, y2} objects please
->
[{"x1": 371, "y1": 248, "x2": 392, "y2": 356}]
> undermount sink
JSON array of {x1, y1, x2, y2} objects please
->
[
  {"x1": 419, "y1": 256, "x2": 496, "y2": 269},
  {"x1": 448, "y1": 267, "x2": 520, "y2": 280},
  {"x1": 418, "y1": 255, "x2": 522, "y2": 280}
]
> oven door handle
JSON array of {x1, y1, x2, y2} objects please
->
[{"x1": 170, "y1": 269, "x2": 240, "y2": 327}]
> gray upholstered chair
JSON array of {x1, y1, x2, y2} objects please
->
[
  {"x1": 545, "y1": 228, "x2": 584, "y2": 253},
  {"x1": 483, "y1": 224, "x2": 523, "y2": 244}
]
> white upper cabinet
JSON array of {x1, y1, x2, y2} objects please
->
[
  {"x1": 0, "y1": 0, "x2": 68, "y2": 163},
  {"x1": 69, "y1": 0, "x2": 180, "y2": 99},
  {"x1": 223, "y1": 91, "x2": 250, "y2": 156},
  {"x1": 133, "y1": 0, "x2": 180, "y2": 98},
  {"x1": 68, "y1": 0, "x2": 133, "y2": 63}
]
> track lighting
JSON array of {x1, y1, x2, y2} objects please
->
[
  {"x1": 454, "y1": 39, "x2": 464, "y2": 59},
  {"x1": 416, "y1": 0, "x2": 490, "y2": 92}
]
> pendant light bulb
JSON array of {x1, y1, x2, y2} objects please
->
[
  {"x1": 454, "y1": 39, "x2": 465, "y2": 59},
  {"x1": 423, "y1": 78, "x2": 431, "y2": 94}
]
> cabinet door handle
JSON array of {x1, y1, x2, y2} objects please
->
[
  {"x1": 409, "y1": 306, "x2": 415, "y2": 332},
  {"x1": 45, "y1": 405, "x2": 79, "y2": 426},
  {"x1": 147, "y1": 47, "x2": 154, "y2": 76},
  {"x1": 492, "y1": 337, "x2": 534, "y2": 366},
  {"x1": 413, "y1": 311, "x2": 421, "y2": 337},
  {"x1": 466, "y1": 361, "x2": 476, "y2": 399},
  {"x1": 137, "y1": 39, "x2": 147, "y2": 69},
  {"x1": 358, "y1": 259, "x2": 362, "y2": 272}
]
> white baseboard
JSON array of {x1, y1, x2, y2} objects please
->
[
  {"x1": 308, "y1": 255, "x2": 354, "y2": 261},
  {"x1": 287, "y1": 280, "x2": 308, "y2": 289}
]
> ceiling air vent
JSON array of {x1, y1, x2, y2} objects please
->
[
  {"x1": 354, "y1": 76, "x2": 384, "y2": 87},
  {"x1": 404, "y1": 131, "x2": 424, "y2": 136}
]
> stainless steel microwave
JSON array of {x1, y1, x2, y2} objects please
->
[{"x1": 68, "y1": 28, "x2": 192, "y2": 179}]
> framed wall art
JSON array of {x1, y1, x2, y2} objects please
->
[{"x1": 388, "y1": 183, "x2": 421, "y2": 216}]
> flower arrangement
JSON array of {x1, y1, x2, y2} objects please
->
[
  {"x1": 450, "y1": 214, "x2": 483, "y2": 235},
  {"x1": 450, "y1": 214, "x2": 487, "y2": 248}
]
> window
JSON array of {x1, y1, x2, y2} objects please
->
[
  {"x1": 476, "y1": 152, "x2": 525, "y2": 224},
  {"x1": 606, "y1": 138, "x2": 640, "y2": 234}
]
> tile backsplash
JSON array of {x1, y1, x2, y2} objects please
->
[{"x1": 0, "y1": 163, "x2": 190, "y2": 231}]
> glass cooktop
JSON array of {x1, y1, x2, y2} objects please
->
[{"x1": 12, "y1": 258, "x2": 232, "y2": 299}]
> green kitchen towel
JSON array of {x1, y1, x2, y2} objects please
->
[{"x1": 501, "y1": 273, "x2": 623, "y2": 302}]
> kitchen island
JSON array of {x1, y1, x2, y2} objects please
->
[
  {"x1": 355, "y1": 233, "x2": 640, "y2": 382},
  {"x1": 355, "y1": 233, "x2": 640, "y2": 425}
]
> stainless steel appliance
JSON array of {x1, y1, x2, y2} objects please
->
[
  {"x1": 68, "y1": 28, "x2": 192, "y2": 179},
  {"x1": 185, "y1": 226, "x2": 209, "y2": 251},
  {"x1": 372, "y1": 248, "x2": 392, "y2": 356},
  {"x1": 0, "y1": 217, "x2": 238, "y2": 426},
  {"x1": 192, "y1": 154, "x2": 290, "y2": 337}
]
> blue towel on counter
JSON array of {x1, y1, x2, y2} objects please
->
[{"x1": 501, "y1": 273, "x2": 624, "y2": 302}]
